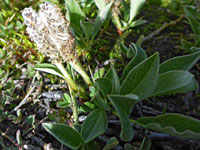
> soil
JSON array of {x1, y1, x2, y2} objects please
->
[{"x1": 1, "y1": 3, "x2": 200, "y2": 150}]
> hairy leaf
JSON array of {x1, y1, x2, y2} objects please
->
[
  {"x1": 152, "y1": 71, "x2": 198, "y2": 96},
  {"x1": 159, "y1": 51, "x2": 200, "y2": 74},
  {"x1": 43, "y1": 123, "x2": 83, "y2": 149},
  {"x1": 105, "y1": 67, "x2": 120, "y2": 94},
  {"x1": 81, "y1": 109, "x2": 108, "y2": 143},
  {"x1": 120, "y1": 53, "x2": 159, "y2": 100},
  {"x1": 94, "y1": 0, "x2": 106, "y2": 10},
  {"x1": 95, "y1": 78, "x2": 112, "y2": 96},
  {"x1": 131, "y1": 113, "x2": 200, "y2": 139},
  {"x1": 108, "y1": 94, "x2": 138, "y2": 141},
  {"x1": 34, "y1": 63, "x2": 64, "y2": 78},
  {"x1": 121, "y1": 44, "x2": 147, "y2": 81},
  {"x1": 92, "y1": 2, "x2": 112, "y2": 39},
  {"x1": 65, "y1": 0, "x2": 85, "y2": 31},
  {"x1": 103, "y1": 137, "x2": 119, "y2": 150},
  {"x1": 129, "y1": 0, "x2": 146, "y2": 23}
]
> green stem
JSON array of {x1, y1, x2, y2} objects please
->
[
  {"x1": 69, "y1": 87, "x2": 79, "y2": 125},
  {"x1": 112, "y1": 12, "x2": 123, "y2": 33},
  {"x1": 69, "y1": 61, "x2": 93, "y2": 86},
  {"x1": 55, "y1": 62, "x2": 79, "y2": 124},
  {"x1": 55, "y1": 62, "x2": 79, "y2": 92}
]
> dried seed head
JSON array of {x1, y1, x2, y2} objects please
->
[{"x1": 22, "y1": 2, "x2": 77, "y2": 63}]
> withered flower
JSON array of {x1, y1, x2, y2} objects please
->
[
  {"x1": 22, "y1": 2, "x2": 92, "y2": 87},
  {"x1": 22, "y1": 2, "x2": 77, "y2": 64}
]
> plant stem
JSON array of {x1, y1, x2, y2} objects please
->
[
  {"x1": 69, "y1": 61, "x2": 93, "y2": 86},
  {"x1": 55, "y1": 62, "x2": 79, "y2": 92},
  {"x1": 112, "y1": 12, "x2": 123, "y2": 35},
  {"x1": 69, "y1": 87, "x2": 79, "y2": 125},
  {"x1": 55, "y1": 62, "x2": 80, "y2": 124}
]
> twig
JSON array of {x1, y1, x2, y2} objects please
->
[
  {"x1": 88, "y1": 65, "x2": 94, "y2": 82},
  {"x1": 108, "y1": 120, "x2": 121, "y2": 125},
  {"x1": 24, "y1": 144, "x2": 42, "y2": 150},
  {"x1": 23, "y1": 116, "x2": 48, "y2": 136},
  {"x1": 99, "y1": 59, "x2": 121, "y2": 68},
  {"x1": 12, "y1": 86, "x2": 36, "y2": 112},
  {"x1": 28, "y1": 133, "x2": 57, "y2": 149},
  {"x1": 148, "y1": 132, "x2": 184, "y2": 141},
  {"x1": 41, "y1": 91, "x2": 64, "y2": 100},
  {"x1": 44, "y1": 84, "x2": 68, "y2": 90},
  {"x1": 0, "y1": 129, "x2": 19, "y2": 148},
  {"x1": 12, "y1": 78, "x2": 36, "y2": 112},
  {"x1": 142, "y1": 15, "x2": 184, "y2": 43},
  {"x1": 8, "y1": 62, "x2": 29, "y2": 78}
]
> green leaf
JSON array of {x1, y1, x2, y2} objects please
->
[
  {"x1": 80, "y1": 101, "x2": 97, "y2": 113},
  {"x1": 16, "y1": 21, "x2": 23, "y2": 29},
  {"x1": 93, "y1": 97, "x2": 111, "y2": 111},
  {"x1": 122, "y1": 0, "x2": 130, "y2": 22},
  {"x1": 93, "y1": 67, "x2": 105, "y2": 81},
  {"x1": 65, "y1": 0, "x2": 85, "y2": 30},
  {"x1": 129, "y1": 20, "x2": 146, "y2": 28},
  {"x1": 85, "y1": 140, "x2": 100, "y2": 150},
  {"x1": 191, "y1": 47, "x2": 200, "y2": 52},
  {"x1": 152, "y1": 71, "x2": 198, "y2": 96},
  {"x1": 6, "y1": 23, "x2": 13, "y2": 30},
  {"x1": 136, "y1": 35, "x2": 144, "y2": 46},
  {"x1": 124, "y1": 143, "x2": 135, "y2": 150},
  {"x1": 0, "y1": 68, "x2": 3, "y2": 76},
  {"x1": 186, "y1": 16, "x2": 200, "y2": 35},
  {"x1": 12, "y1": 38, "x2": 20, "y2": 46},
  {"x1": 105, "y1": 67, "x2": 120, "y2": 94},
  {"x1": 92, "y1": 2, "x2": 112, "y2": 39},
  {"x1": 131, "y1": 113, "x2": 200, "y2": 139},
  {"x1": 95, "y1": 78, "x2": 112, "y2": 96},
  {"x1": 111, "y1": 8, "x2": 123, "y2": 31},
  {"x1": 108, "y1": 94, "x2": 139, "y2": 141},
  {"x1": 26, "y1": 115, "x2": 35, "y2": 126},
  {"x1": 81, "y1": 109, "x2": 108, "y2": 143},
  {"x1": 120, "y1": 53, "x2": 159, "y2": 101},
  {"x1": 159, "y1": 51, "x2": 200, "y2": 74},
  {"x1": 94, "y1": 0, "x2": 106, "y2": 10},
  {"x1": 89, "y1": 86, "x2": 97, "y2": 98},
  {"x1": 129, "y1": 0, "x2": 146, "y2": 23},
  {"x1": 103, "y1": 137, "x2": 119, "y2": 150},
  {"x1": 121, "y1": 44, "x2": 147, "y2": 81},
  {"x1": 56, "y1": 93, "x2": 71, "y2": 108},
  {"x1": 34, "y1": 63, "x2": 64, "y2": 78},
  {"x1": 56, "y1": 101, "x2": 69, "y2": 108},
  {"x1": 126, "y1": 44, "x2": 136, "y2": 58},
  {"x1": 184, "y1": 5, "x2": 200, "y2": 19},
  {"x1": 181, "y1": 39, "x2": 193, "y2": 53},
  {"x1": 80, "y1": 21, "x2": 94, "y2": 39},
  {"x1": 63, "y1": 93, "x2": 71, "y2": 103},
  {"x1": 194, "y1": 34, "x2": 200, "y2": 44},
  {"x1": 119, "y1": 42, "x2": 129, "y2": 56},
  {"x1": 16, "y1": 130, "x2": 22, "y2": 146},
  {"x1": 139, "y1": 137, "x2": 151, "y2": 150},
  {"x1": 42, "y1": 123, "x2": 83, "y2": 149},
  {"x1": 111, "y1": 68, "x2": 120, "y2": 94}
]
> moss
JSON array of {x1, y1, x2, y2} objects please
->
[{"x1": 126, "y1": 4, "x2": 171, "y2": 39}]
